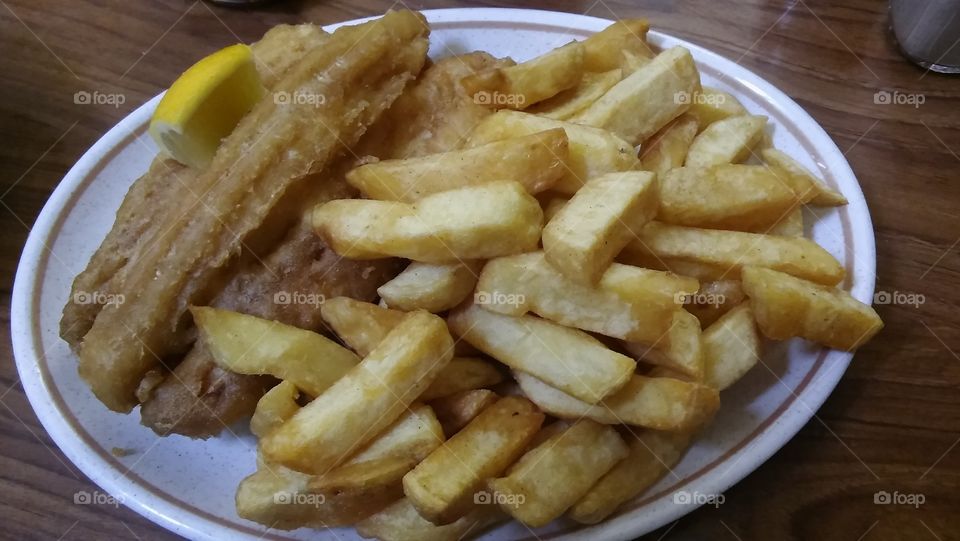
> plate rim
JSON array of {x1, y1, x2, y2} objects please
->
[{"x1": 10, "y1": 7, "x2": 877, "y2": 541}]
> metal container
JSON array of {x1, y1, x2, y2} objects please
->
[{"x1": 891, "y1": 0, "x2": 960, "y2": 73}]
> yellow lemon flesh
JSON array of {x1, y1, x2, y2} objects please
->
[{"x1": 149, "y1": 43, "x2": 265, "y2": 169}]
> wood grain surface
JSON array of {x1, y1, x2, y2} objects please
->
[{"x1": 1, "y1": 1, "x2": 958, "y2": 540}]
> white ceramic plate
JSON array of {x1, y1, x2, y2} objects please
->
[{"x1": 11, "y1": 8, "x2": 876, "y2": 541}]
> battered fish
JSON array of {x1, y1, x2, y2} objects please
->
[
  {"x1": 61, "y1": 23, "x2": 329, "y2": 350},
  {"x1": 77, "y1": 11, "x2": 429, "y2": 412},
  {"x1": 138, "y1": 52, "x2": 507, "y2": 438}
]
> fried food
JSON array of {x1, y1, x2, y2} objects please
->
[
  {"x1": 60, "y1": 25, "x2": 329, "y2": 350},
  {"x1": 378, "y1": 260, "x2": 483, "y2": 312},
  {"x1": 488, "y1": 420, "x2": 628, "y2": 527},
  {"x1": 346, "y1": 129, "x2": 568, "y2": 202},
  {"x1": 448, "y1": 303, "x2": 636, "y2": 403},
  {"x1": 403, "y1": 396, "x2": 544, "y2": 524},
  {"x1": 366, "y1": 52, "x2": 511, "y2": 158},
  {"x1": 639, "y1": 113, "x2": 699, "y2": 178},
  {"x1": 191, "y1": 307, "x2": 359, "y2": 397},
  {"x1": 138, "y1": 220, "x2": 400, "y2": 438},
  {"x1": 260, "y1": 312, "x2": 453, "y2": 473},
  {"x1": 514, "y1": 371, "x2": 719, "y2": 431},
  {"x1": 571, "y1": 46, "x2": 701, "y2": 143},
  {"x1": 476, "y1": 252, "x2": 680, "y2": 344},
  {"x1": 249, "y1": 24, "x2": 329, "y2": 88},
  {"x1": 687, "y1": 87, "x2": 748, "y2": 129},
  {"x1": 464, "y1": 110, "x2": 638, "y2": 194},
  {"x1": 761, "y1": 148, "x2": 848, "y2": 206},
  {"x1": 626, "y1": 309, "x2": 705, "y2": 379},
  {"x1": 624, "y1": 222, "x2": 845, "y2": 285},
  {"x1": 528, "y1": 69, "x2": 622, "y2": 120},
  {"x1": 580, "y1": 19, "x2": 653, "y2": 73},
  {"x1": 462, "y1": 41, "x2": 584, "y2": 109},
  {"x1": 313, "y1": 181, "x2": 543, "y2": 263},
  {"x1": 684, "y1": 114, "x2": 767, "y2": 168},
  {"x1": 542, "y1": 170, "x2": 658, "y2": 284},
  {"x1": 702, "y1": 303, "x2": 761, "y2": 390},
  {"x1": 658, "y1": 164, "x2": 805, "y2": 230},
  {"x1": 430, "y1": 389, "x2": 499, "y2": 436},
  {"x1": 741, "y1": 266, "x2": 883, "y2": 350},
  {"x1": 357, "y1": 498, "x2": 503, "y2": 541},
  {"x1": 250, "y1": 380, "x2": 299, "y2": 438},
  {"x1": 236, "y1": 457, "x2": 409, "y2": 528},
  {"x1": 568, "y1": 429, "x2": 692, "y2": 524},
  {"x1": 137, "y1": 33, "x2": 504, "y2": 439},
  {"x1": 77, "y1": 11, "x2": 430, "y2": 412}
]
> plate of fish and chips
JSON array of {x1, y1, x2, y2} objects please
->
[{"x1": 11, "y1": 8, "x2": 881, "y2": 541}]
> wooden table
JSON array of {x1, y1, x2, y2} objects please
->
[{"x1": 1, "y1": 1, "x2": 957, "y2": 539}]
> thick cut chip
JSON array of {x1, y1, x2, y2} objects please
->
[
  {"x1": 357, "y1": 498, "x2": 503, "y2": 541},
  {"x1": 741, "y1": 266, "x2": 882, "y2": 350},
  {"x1": 403, "y1": 396, "x2": 544, "y2": 524},
  {"x1": 568, "y1": 430, "x2": 692, "y2": 524},
  {"x1": 529, "y1": 69, "x2": 622, "y2": 120},
  {"x1": 688, "y1": 87, "x2": 748, "y2": 130},
  {"x1": 639, "y1": 113, "x2": 699, "y2": 178},
  {"x1": 682, "y1": 279, "x2": 747, "y2": 328},
  {"x1": 760, "y1": 208, "x2": 805, "y2": 237},
  {"x1": 761, "y1": 148, "x2": 848, "y2": 206},
  {"x1": 236, "y1": 456, "x2": 409, "y2": 529},
  {"x1": 320, "y1": 297, "x2": 407, "y2": 357},
  {"x1": 571, "y1": 46, "x2": 701, "y2": 144},
  {"x1": 487, "y1": 420, "x2": 628, "y2": 527},
  {"x1": 465, "y1": 110, "x2": 639, "y2": 194},
  {"x1": 313, "y1": 181, "x2": 543, "y2": 263},
  {"x1": 462, "y1": 41, "x2": 584, "y2": 109},
  {"x1": 658, "y1": 165, "x2": 804, "y2": 231},
  {"x1": 625, "y1": 222, "x2": 845, "y2": 285},
  {"x1": 378, "y1": 261, "x2": 483, "y2": 313},
  {"x1": 624, "y1": 309, "x2": 704, "y2": 379},
  {"x1": 250, "y1": 381, "x2": 300, "y2": 438},
  {"x1": 685, "y1": 115, "x2": 767, "y2": 168},
  {"x1": 543, "y1": 171, "x2": 658, "y2": 284},
  {"x1": 702, "y1": 303, "x2": 761, "y2": 390},
  {"x1": 346, "y1": 404, "x2": 445, "y2": 466},
  {"x1": 419, "y1": 358, "x2": 504, "y2": 401},
  {"x1": 192, "y1": 306, "x2": 359, "y2": 397},
  {"x1": 430, "y1": 389, "x2": 499, "y2": 437},
  {"x1": 323, "y1": 297, "x2": 482, "y2": 356},
  {"x1": 448, "y1": 303, "x2": 636, "y2": 403},
  {"x1": 581, "y1": 19, "x2": 654, "y2": 72},
  {"x1": 346, "y1": 129, "x2": 568, "y2": 202},
  {"x1": 476, "y1": 252, "x2": 678, "y2": 344},
  {"x1": 542, "y1": 197, "x2": 570, "y2": 222},
  {"x1": 260, "y1": 311, "x2": 454, "y2": 473},
  {"x1": 514, "y1": 371, "x2": 718, "y2": 431}
]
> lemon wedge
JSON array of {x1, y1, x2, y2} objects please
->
[{"x1": 149, "y1": 43, "x2": 265, "y2": 169}]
